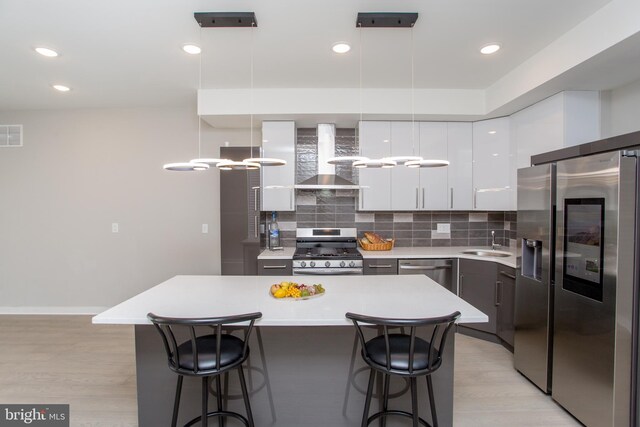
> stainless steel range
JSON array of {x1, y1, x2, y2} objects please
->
[{"x1": 292, "y1": 228, "x2": 363, "y2": 275}]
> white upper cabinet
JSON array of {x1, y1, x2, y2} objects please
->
[
  {"x1": 419, "y1": 122, "x2": 449, "y2": 210},
  {"x1": 261, "y1": 121, "x2": 296, "y2": 211},
  {"x1": 511, "y1": 91, "x2": 600, "y2": 170},
  {"x1": 358, "y1": 120, "x2": 474, "y2": 211},
  {"x1": 472, "y1": 117, "x2": 513, "y2": 210},
  {"x1": 390, "y1": 122, "x2": 420, "y2": 211},
  {"x1": 447, "y1": 122, "x2": 473, "y2": 210},
  {"x1": 358, "y1": 121, "x2": 391, "y2": 211}
]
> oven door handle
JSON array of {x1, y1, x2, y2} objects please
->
[{"x1": 293, "y1": 268, "x2": 363, "y2": 275}]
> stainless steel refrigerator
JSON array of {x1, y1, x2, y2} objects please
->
[
  {"x1": 516, "y1": 148, "x2": 639, "y2": 427},
  {"x1": 514, "y1": 163, "x2": 556, "y2": 394}
]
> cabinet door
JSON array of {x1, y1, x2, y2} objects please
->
[
  {"x1": 257, "y1": 259, "x2": 292, "y2": 276},
  {"x1": 472, "y1": 117, "x2": 512, "y2": 210},
  {"x1": 459, "y1": 259, "x2": 498, "y2": 334},
  {"x1": 447, "y1": 122, "x2": 473, "y2": 210},
  {"x1": 261, "y1": 122, "x2": 296, "y2": 211},
  {"x1": 419, "y1": 122, "x2": 448, "y2": 210},
  {"x1": 363, "y1": 258, "x2": 398, "y2": 275},
  {"x1": 358, "y1": 121, "x2": 391, "y2": 211},
  {"x1": 497, "y1": 267, "x2": 516, "y2": 347},
  {"x1": 390, "y1": 122, "x2": 420, "y2": 210}
]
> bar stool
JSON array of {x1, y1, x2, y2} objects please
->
[
  {"x1": 345, "y1": 311, "x2": 460, "y2": 427},
  {"x1": 148, "y1": 312, "x2": 262, "y2": 427}
]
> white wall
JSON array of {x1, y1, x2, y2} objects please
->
[
  {"x1": 601, "y1": 78, "x2": 640, "y2": 138},
  {"x1": 0, "y1": 106, "x2": 254, "y2": 312}
]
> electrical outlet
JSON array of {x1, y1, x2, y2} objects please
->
[
  {"x1": 111, "y1": 223, "x2": 119, "y2": 233},
  {"x1": 436, "y1": 223, "x2": 450, "y2": 233},
  {"x1": 202, "y1": 224, "x2": 209, "y2": 234}
]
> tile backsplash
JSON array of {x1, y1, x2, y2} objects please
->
[
  {"x1": 263, "y1": 127, "x2": 517, "y2": 249},
  {"x1": 272, "y1": 197, "x2": 516, "y2": 248}
]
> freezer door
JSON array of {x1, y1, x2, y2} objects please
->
[
  {"x1": 514, "y1": 163, "x2": 555, "y2": 393},
  {"x1": 553, "y1": 151, "x2": 623, "y2": 427}
]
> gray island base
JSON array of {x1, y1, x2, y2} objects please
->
[{"x1": 135, "y1": 325, "x2": 454, "y2": 427}]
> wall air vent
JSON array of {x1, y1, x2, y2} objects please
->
[{"x1": 0, "y1": 125, "x2": 22, "y2": 147}]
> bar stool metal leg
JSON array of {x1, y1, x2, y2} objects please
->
[
  {"x1": 202, "y1": 377, "x2": 209, "y2": 427},
  {"x1": 426, "y1": 375, "x2": 438, "y2": 427},
  {"x1": 171, "y1": 375, "x2": 183, "y2": 427},
  {"x1": 362, "y1": 369, "x2": 375, "y2": 427},
  {"x1": 381, "y1": 374, "x2": 390, "y2": 427},
  {"x1": 215, "y1": 376, "x2": 224, "y2": 427},
  {"x1": 238, "y1": 365, "x2": 255, "y2": 427},
  {"x1": 410, "y1": 377, "x2": 419, "y2": 427}
]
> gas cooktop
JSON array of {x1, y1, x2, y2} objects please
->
[{"x1": 293, "y1": 247, "x2": 362, "y2": 260}]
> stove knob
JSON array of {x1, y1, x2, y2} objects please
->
[
  {"x1": 310, "y1": 261, "x2": 316, "y2": 267},
  {"x1": 340, "y1": 261, "x2": 346, "y2": 267},
  {"x1": 300, "y1": 261, "x2": 306, "y2": 267},
  {"x1": 349, "y1": 261, "x2": 355, "y2": 268},
  {"x1": 325, "y1": 261, "x2": 331, "y2": 268}
]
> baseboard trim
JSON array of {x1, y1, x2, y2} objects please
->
[{"x1": 0, "y1": 306, "x2": 109, "y2": 315}]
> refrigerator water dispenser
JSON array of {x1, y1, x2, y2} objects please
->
[{"x1": 522, "y1": 238, "x2": 542, "y2": 281}]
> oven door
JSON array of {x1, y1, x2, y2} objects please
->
[{"x1": 293, "y1": 267, "x2": 363, "y2": 275}]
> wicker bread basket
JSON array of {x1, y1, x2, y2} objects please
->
[{"x1": 358, "y1": 238, "x2": 394, "y2": 251}]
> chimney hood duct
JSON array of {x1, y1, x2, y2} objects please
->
[{"x1": 295, "y1": 124, "x2": 361, "y2": 190}]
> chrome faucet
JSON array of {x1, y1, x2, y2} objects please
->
[{"x1": 491, "y1": 230, "x2": 502, "y2": 250}]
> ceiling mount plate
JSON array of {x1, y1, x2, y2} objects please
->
[
  {"x1": 356, "y1": 12, "x2": 418, "y2": 28},
  {"x1": 194, "y1": 12, "x2": 257, "y2": 28}
]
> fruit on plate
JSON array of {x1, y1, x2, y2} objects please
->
[{"x1": 270, "y1": 282, "x2": 325, "y2": 299}]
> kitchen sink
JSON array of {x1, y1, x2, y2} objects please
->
[{"x1": 461, "y1": 249, "x2": 511, "y2": 258}]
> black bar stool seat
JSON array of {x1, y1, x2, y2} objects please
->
[
  {"x1": 366, "y1": 334, "x2": 432, "y2": 372},
  {"x1": 176, "y1": 334, "x2": 245, "y2": 371},
  {"x1": 346, "y1": 311, "x2": 461, "y2": 427}
]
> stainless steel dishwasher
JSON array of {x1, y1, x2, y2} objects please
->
[{"x1": 398, "y1": 259, "x2": 456, "y2": 293}]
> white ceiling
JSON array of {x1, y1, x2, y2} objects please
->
[{"x1": 0, "y1": 0, "x2": 614, "y2": 111}]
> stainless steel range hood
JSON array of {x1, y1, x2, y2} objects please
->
[{"x1": 295, "y1": 124, "x2": 360, "y2": 190}]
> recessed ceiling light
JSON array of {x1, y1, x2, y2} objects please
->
[
  {"x1": 332, "y1": 42, "x2": 351, "y2": 54},
  {"x1": 52, "y1": 84, "x2": 70, "y2": 92},
  {"x1": 492, "y1": 153, "x2": 499, "y2": 157},
  {"x1": 488, "y1": 130, "x2": 497, "y2": 134},
  {"x1": 480, "y1": 44, "x2": 501, "y2": 55},
  {"x1": 34, "y1": 47, "x2": 59, "y2": 57},
  {"x1": 182, "y1": 44, "x2": 201, "y2": 55}
]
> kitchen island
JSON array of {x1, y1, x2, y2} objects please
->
[{"x1": 93, "y1": 275, "x2": 487, "y2": 427}]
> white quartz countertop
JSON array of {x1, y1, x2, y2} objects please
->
[
  {"x1": 92, "y1": 275, "x2": 488, "y2": 326},
  {"x1": 258, "y1": 246, "x2": 517, "y2": 268},
  {"x1": 257, "y1": 247, "x2": 296, "y2": 259},
  {"x1": 359, "y1": 246, "x2": 517, "y2": 268}
]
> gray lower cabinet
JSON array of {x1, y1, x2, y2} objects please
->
[
  {"x1": 459, "y1": 259, "x2": 498, "y2": 335},
  {"x1": 257, "y1": 259, "x2": 292, "y2": 276},
  {"x1": 497, "y1": 267, "x2": 516, "y2": 347},
  {"x1": 364, "y1": 258, "x2": 398, "y2": 275}
]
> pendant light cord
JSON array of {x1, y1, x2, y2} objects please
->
[
  {"x1": 411, "y1": 26, "x2": 415, "y2": 156},
  {"x1": 358, "y1": 23, "x2": 362, "y2": 155},
  {"x1": 198, "y1": 23, "x2": 203, "y2": 158},
  {"x1": 250, "y1": 21, "x2": 255, "y2": 154}
]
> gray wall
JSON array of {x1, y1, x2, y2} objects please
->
[{"x1": 0, "y1": 106, "x2": 251, "y2": 311}]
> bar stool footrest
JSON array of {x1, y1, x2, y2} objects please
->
[
  {"x1": 184, "y1": 410, "x2": 249, "y2": 427},
  {"x1": 367, "y1": 409, "x2": 431, "y2": 427}
]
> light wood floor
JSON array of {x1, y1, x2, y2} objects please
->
[{"x1": 0, "y1": 316, "x2": 580, "y2": 427}]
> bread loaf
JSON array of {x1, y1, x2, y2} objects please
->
[{"x1": 364, "y1": 232, "x2": 384, "y2": 244}]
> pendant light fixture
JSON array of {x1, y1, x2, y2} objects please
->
[
  {"x1": 240, "y1": 20, "x2": 287, "y2": 169},
  {"x1": 164, "y1": 21, "x2": 223, "y2": 172},
  {"x1": 399, "y1": 23, "x2": 449, "y2": 169}
]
